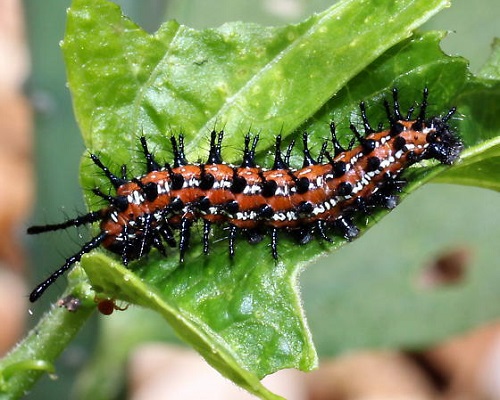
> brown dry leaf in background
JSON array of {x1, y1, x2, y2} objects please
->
[
  {"x1": 0, "y1": 0, "x2": 32, "y2": 354},
  {"x1": 0, "y1": 0, "x2": 32, "y2": 269},
  {"x1": 128, "y1": 344, "x2": 307, "y2": 400},
  {"x1": 306, "y1": 351, "x2": 437, "y2": 400},
  {"x1": 424, "y1": 322, "x2": 500, "y2": 400}
]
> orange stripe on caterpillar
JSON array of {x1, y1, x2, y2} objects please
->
[{"x1": 27, "y1": 88, "x2": 462, "y2": 302}]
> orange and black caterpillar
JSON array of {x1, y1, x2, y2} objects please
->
[{"x1": 28, "y1": 88, "x2": 462, "y2": 302}]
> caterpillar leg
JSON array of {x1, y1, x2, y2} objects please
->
[{"x1": 29, "y1": 232, "x2": 107, "y2": 302}]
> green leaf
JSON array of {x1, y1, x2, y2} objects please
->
[
  {"x1": 436, "y1": 79, "x2": 500, "y2": 190},
  {"x1": 303, "y1": 183, "x2": 500, "y2": 355},
  {"x1": 435, "y1": 38, "x2": 500, "y2": 189},
  {"x1": 300, "y1": 41, "x2": 500, "y2": 356},
  {"x1": 478, "y1": 37, "x2": 500, "y2": 80},
  {"x1": 59, "y1": 0, "x2": 500, "y2": 398},
  {"x1": 64, "y1": 0, "x2": 451, "y2": 162},
  {"x1": 81, "y1": 253, "x2": 288, "y2": 399}
]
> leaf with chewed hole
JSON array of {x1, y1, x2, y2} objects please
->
[
  {"x1": 81, "y1": 252, "x2": 291, "y2": 399},
  {"x1": 61, "y1": 0, "x2": 500, "y2": 398}
]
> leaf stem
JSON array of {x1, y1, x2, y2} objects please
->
[{"x1": 0, "y1": 284, "x2": 95, "y2": 399}]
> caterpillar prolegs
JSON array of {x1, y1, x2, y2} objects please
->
[{"x1": 28, "y1": 88, "x2": 462, "y2": 302}]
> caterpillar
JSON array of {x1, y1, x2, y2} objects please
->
[{"x1": 28, "y1": 88, "x2": 462, "y2": 302}]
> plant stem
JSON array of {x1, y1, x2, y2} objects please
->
[{"x1": 0, "y1": 284, "x2": 94, "y2": 399}]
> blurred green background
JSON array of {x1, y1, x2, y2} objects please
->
[{"x1": 24, "y1": 0, "x2": 499, "y2": 398}]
